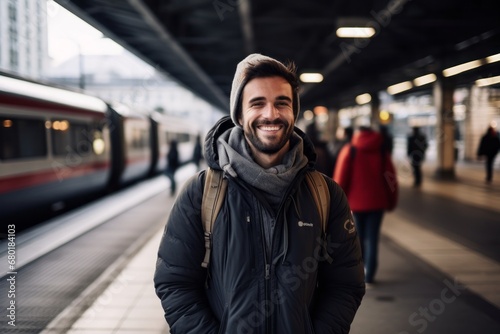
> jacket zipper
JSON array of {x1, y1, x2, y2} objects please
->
[{"x1": 257, "y1": 206, "x2": 272, "y2": 334}]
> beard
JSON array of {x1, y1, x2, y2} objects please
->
[{"x1": 244, "y1": 119, "x2": 293, "y2": 154}]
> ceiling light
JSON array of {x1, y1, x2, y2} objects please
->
[
  {"x1": 300, "y1": 73, "x2": 323, "y2": 83},
  {"x1": 486, "y1": 53, "x2": 500, "y2": 64},
  {"x1": 442, "y1": 59, "x2": 482, "y2": 77},
  {"x1": 476, "y1": 75, "x2": 500, "y2": 87},
  {"x1": 413, "y1": 73, "x2": 437, "y2": 87},
  {"x1": 313, "y1": 106, "x2": 328, "y2": 115},
  {"x1": 355, "y1": 93, "x2": 371, "y2": 105},
  {"x1": 387, "y1": 81, "x2": 413, "y2": 95},
  {"x1": 336, "y1": 27, "x2": 375, "y2": 38}
]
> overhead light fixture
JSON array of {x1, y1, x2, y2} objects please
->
[
  {"x1": 486, "y1": 53, "x2": 500, "y2": 64},
  {"x1": 336, "y1": 27, "x2": 375, "y2": 38},
  {"x1": 413, "y1": 73, "x2": 437, "y2": 87},
  {"x1": 355, "y1": 93, "x2": 372, "y2": 105},
  {"x1": 476, "y1": 75, "x2": 500, "y2": 87},
  {"x1": 300, "y1": 73, "x2": 323, "y2": 83},
  {"x1": 313, "y1": 106, "x2": 328, "y2": 115},
  {"x1": 442, "y1": 59, "x2": 482, "y2": 77},
  {"x1": 387, "y1": 81, "x2": 413, "y2": 95}
]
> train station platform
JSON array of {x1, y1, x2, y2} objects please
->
[{"x1": 40, "y1": 157, "x2": 500, "y2": 334}]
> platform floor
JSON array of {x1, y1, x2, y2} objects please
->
[{"x1": 41, "y1": 157, "x2": 500, "y2": 334}]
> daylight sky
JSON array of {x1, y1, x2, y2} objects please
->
[{"x1": 46, "y1": 0, "x2": 123, "y2": 66}]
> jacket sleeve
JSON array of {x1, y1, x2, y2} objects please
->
[
  {"x1": 154, "y1": 172, "x2": 219, "y2": 334},
  {"x1": 313, "y1": 179, "x2": 365, "y2": 334}
]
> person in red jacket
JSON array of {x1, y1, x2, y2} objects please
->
[{"x1": 333, "y1": 125, "x2": 398, "y2": 283}]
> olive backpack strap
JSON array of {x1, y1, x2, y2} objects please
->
[
  {"x1": 304, "y1": 171, "x2": 330, "y2": 235},
  {"x1": 305, "y1": 170, "x2": 334, "y2": 264},
  {"x1": 201, "y1": 167, "x2": 227, "y2": 268}
]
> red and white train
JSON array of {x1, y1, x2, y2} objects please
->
[{"x1": 0, "y1": 72, "x2": 198, "y2": 225}]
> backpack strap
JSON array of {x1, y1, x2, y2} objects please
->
[
  {"x1": 305, "y1": 171, "x2": 333, "y2": 264},
  {"x1": 201, "y1": 167, "x2": 227, "y2": 268},
  {"x1": 305, "y1": 171, "x2": 330, "y2": 235}
]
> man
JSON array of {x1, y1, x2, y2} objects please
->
[
  {"x1": 154, "y1": 54, "x2": 365, "y2": 334},
  {"x1": 333, "y1": 126, "x2": 398, "y2": 284},
  {"x1": 407, "y1": 126, "x2": 428, "y2": 187},
  {"x1": 477, "y1": 125, "x2": 500, "y2": 183}
]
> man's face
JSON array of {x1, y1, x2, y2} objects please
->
[{"x1": 239, "y1": 76, "x2": 295, "y2": 157}]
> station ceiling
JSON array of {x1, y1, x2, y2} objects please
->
[{"x1": 56, "y1": 0, "x2": 500, "y2": 112}]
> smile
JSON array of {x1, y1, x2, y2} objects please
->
[{"x1": 258, "y1": 125, "x2": 282, "y2": 131}]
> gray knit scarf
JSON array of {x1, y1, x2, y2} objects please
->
[{"x1": 216, "y1": 127, "x2": 309, "y2": 211}]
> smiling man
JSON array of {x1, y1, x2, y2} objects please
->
[{"x1": 154, "y1": 54, "x2": 365, "y2": 334}]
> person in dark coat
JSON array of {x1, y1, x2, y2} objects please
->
[
  {"x1": 407, "y1": 126, "x2": 428, "y2": 187},
  {"x1": 477, "y1": 126, "x2": 500, "y2": 183},
  {"x1": 192, "y1": 134, "x2": 204, "y2": 170},
  {"x1": 331, "y1": 126, "x2": 353, "y2": 176},
  {"x1": 154, "y1": 54, "x2": 365, "y2": 334},
  {"x1": 334, "y1": 127, "x2": 398, "y2": 284},
  {"x1": 305, "y1": 119, "x2": 334, "y2": 175},
  {"x1": 165, "y1": 139, "x2": 179, "y2": 196}
]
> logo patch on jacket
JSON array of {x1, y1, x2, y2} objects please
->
[
  {"x1": 298, "y1": 220, "x2": 313, "y2": 227},
  {"x1": 344, "y1": 219, "x2": 356, "y2": 234}
]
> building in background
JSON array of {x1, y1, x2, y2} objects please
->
[
  {"x1": 47, "y1": 51, "x2": 224, "y2": 134},
  {"x1": 0, "y1": 0, "x2": 48, "y2": 78}
]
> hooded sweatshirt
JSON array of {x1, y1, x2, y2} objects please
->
[{"x1": 333, "y1": 128, "x2": 398, "y2": 211}]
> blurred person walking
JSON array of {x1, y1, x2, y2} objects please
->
[
  {"x1": 192, "y1": 134, "x2": 204, "y2": 170},
  {"x1": 165, "y1": 139, "x2": 180, "y2": 196},
  {"x1": 334, "y1": 126, "x2": 398, "y2": 284},
  {"x1": 331, "y1": 126, "x2": 353, "y2": 175},
  {"x1": 305, "y1": 119, "x2": 334, "y2": 175},
  {"x1": 407, "y1": 126, "x2": 428, "y2": 187},
  {"x1": 477, "y1": 125, "x2": 500, "y2": 183},
  {"x1": 155, "y1": 53, "x2": 365, "y2": 333},
  {"x1": 379, "y1": 125, "x2": 394, "y2": 156}
]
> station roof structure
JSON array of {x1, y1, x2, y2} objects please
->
[{"x1": 56, "y1": 0, "x2": 500, "y2": 111}]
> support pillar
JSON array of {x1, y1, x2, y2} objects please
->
[
  {"x1": 370, "y1": 93, "x2": 380, "y2": 130},
  {"x1": 434, "y1": 76, "x2": 456, "y2": 179}
]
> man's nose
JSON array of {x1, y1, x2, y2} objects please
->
[{"x1": 262, "y1": 103, "x2": 280, "y2": 119}]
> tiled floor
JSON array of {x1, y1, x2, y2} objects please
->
[{"x1": 66, "y1": 229, "x2": 168, "y2": 334}]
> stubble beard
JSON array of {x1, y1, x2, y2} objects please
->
[{"x1": 245, "y1": 119, "x2": 293, "y2": 155}]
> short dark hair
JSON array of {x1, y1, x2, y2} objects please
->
[{"x1": 243, "y1": 59, "x2": 299, "y2": 93}]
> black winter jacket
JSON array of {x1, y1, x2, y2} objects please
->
[{"x1": 154, "y1": 117, "x2": 365, "y2": 334}]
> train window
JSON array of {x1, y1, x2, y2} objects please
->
[
  {"x1": 176, "y1": 133, "x2": 191, "y2": 143},
  {"x1": 50, "y1": 120, "x2": 92, "y2": 156},
  {"x1": 131, "y1": 128, "x2": 148, "y2": 149},
  {"x1": 0, "y1": 117, "x2": 47, "y2": 161},
  {"x1": 164, "y1": 131, "x2": 191, "y2": 144}
]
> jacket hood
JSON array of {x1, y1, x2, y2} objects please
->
[
  {"x1": 204, "y1": 116, "x2": 317, "y2": 170},
  {"x1": 230, "y1": 53, "x2": 300, "y2": 127},
  {"x1": 351, "y1": 128, "x2": 383, "y2": 152}
]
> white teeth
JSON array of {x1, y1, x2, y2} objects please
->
[{"x1": 260, "y1": 126, "x2": 280, "y2": 131}]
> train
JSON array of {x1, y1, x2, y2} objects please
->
[{"x1": 0, "y1": 72, "x2": 199, "y2": 228}]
